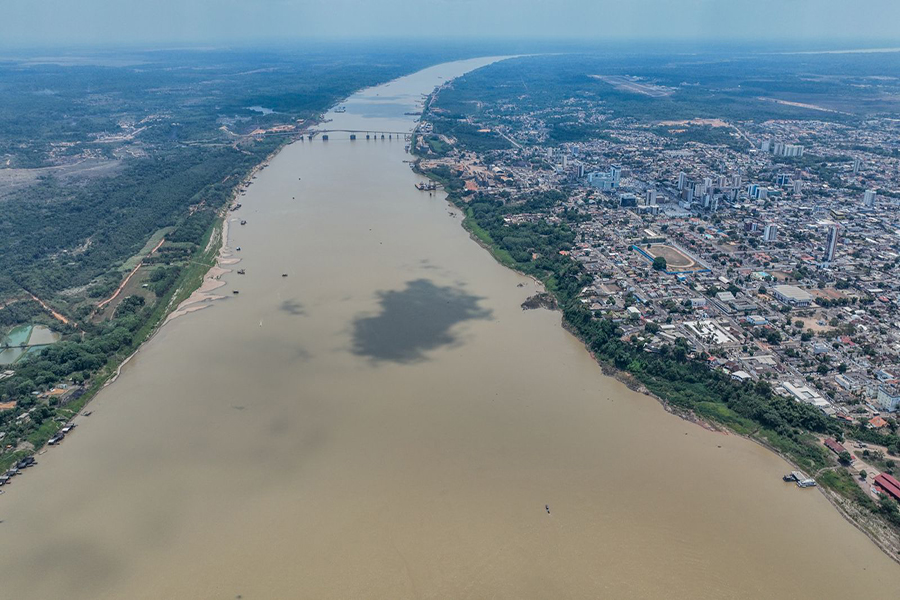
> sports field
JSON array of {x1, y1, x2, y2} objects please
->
[{"x1": 644, "y1": 244, "x2": 697, "y2": 270}]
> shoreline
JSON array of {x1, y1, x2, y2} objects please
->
[
  {"x1": 9, "y1": 59, "x2": 501, "y2": 469},
  {"x1": 1, "y1": 142, "x2": 294, "y2": 471},
  {"x1": 415, "y1": 160, "x2": 900, "y2": 567}
]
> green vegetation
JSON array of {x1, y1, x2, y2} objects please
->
[
  {"x1": 431, "y1": 51, "x2": 900, "y2": 153},
  {"x1": 0, "y1": 45, "x2": 490, "y2": 468},
  {"x1": 424, "y1": 134, "x2": 451, "y2": 156},
  {"x1": 0, "y1": 202, "x2": 230, "y2": 469},
  {"x1": 818, "y1": 469, "x2": 876, "y2": 509},
  {"x1": 0, "y1": 142, "x2": 279, "y2": 301},
  {"x1": 651, "y1": 125, "x2": 749, "y2": 151},
  {"x1": 417, "y1": 46, "x2": 900, "y2": 551},
  {"x1": 422, "y1": 162, "x2": 847, "y2": 478},
  {"x1": 429, "y1": 116, "x2": 511, "y2": 152}
]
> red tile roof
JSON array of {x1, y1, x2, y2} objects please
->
[{"x1": 874, "y1": 473, "x2": 900, "y2": 503}]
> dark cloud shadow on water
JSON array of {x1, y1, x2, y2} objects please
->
[
  {"x1": 351, "y1": 279, "x2": 492, "y2": 364},
  {"x1": 280, "y1": 299, "x2": 306, "y2": 316}
]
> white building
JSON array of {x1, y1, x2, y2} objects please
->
[
  {"x1": 864, "y1": 189, "x2": 876, "y2": 208},
  {"x1": 772, "y1": 285, "x2": 813, "y2": 307},
  {"x1": 877, "y1": 385, "x2": 900, "y2": 413},
  {"x1": 782, "y1": 381, "x2": 830, "y2": 409},
  {"x1": 824, "y1": 224, "x2": 839, "y2": 263},
  {"x1": 588, "y1": 166, "x2": 621, "y2": 191}
]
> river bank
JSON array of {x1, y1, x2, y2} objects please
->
[
  {"x1": 165, "y1": 148, "x2": 280, "y2": 323},
  {"x1": 3, "y1": 57, "x2": 899, "y2": 599},
  {"x1": 0, "y1": 141, "x2": 290, "y2": 473},
  {"x1": 413, "y1": 154, "x2": 900, "y2": 567}
]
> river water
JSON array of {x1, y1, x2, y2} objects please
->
[{"x1": 1, "y1": 57, "x2": 898, "y2": 599}]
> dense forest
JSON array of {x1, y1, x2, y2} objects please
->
[
  {"x1": 430, "y1": 50, "x2": 900, "y2": 142},
  {"x1": 0, "y1": 142, "x2": 278, "y2": 299}
]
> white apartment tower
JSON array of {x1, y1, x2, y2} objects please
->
[
  {"x1": 864, "y1": 189, "x2": 876, "y2": 207},
  {"x1": 824, "y1": 224, "x2": 840, "y2": 263}
]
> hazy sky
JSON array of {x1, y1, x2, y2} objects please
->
[{"x1": 2, "y1": 0, "x2": 899, "y2": 48}]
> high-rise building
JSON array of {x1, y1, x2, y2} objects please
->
[
  {"x1": 771, "y1": 142, "x2": 805, "y2": 158},
  {"x1": 763, "y1": 223, "x2": 778, "y2": 242},
  {"x1": 645, "y1": 189, "x2": 657, "y2": 206},
  {"x1": 677, "y1": 172, "x2": 687, "y2": 191},
  {"x1": 610, "y1": 165, "x2": 621, "y2": 183},
  {"x1": 576, "y1": 164, "x2": 585, "y2": 178},
  {"x1": 587, "y1": 166, "x2": 620, "y2": 191},
  {"x1": 824, "y1": 225, "x2": 839, "y2": 263},
  {"x1": 864, "y1": 189, "x2": 876, "y2": 207},
  {"x1": 853, "y1": 158, "x2": 862, "y2": 174},
  {"x1": 793, "y1": 179, "x2": 802, "y2": 195},
  {"x1": 703, "y1": 177, "x2": 713, "y2": 193},
  {"x1": 760, "y1": 140, "x2": 771, "y2": 152}
]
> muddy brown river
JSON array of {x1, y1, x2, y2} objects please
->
[{"x1": 1, "y1": 57, "x2": 898, "y2": 599}]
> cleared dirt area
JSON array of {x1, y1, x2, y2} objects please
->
[
  {"x1": 658, "y1": 118, "x2": 730, "y2": 127},
  {"x1": 795, "y1": 314, "x2": 835, "y2": 333},
  {"x1": 0, "y1": 158, "x2": 122, "y2": 198},
  {"x1": 92, "y1": 266, "x2": 156, "y2": 322},
  {"x1": 590, "y1": 75, "x2": 674, "y2": 97}
]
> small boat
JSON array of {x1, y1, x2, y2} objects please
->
[
  {"x1": 282, "y1": 273, "x2": 288, "y2": 277},
  {"x1": 237, "y1": 269, "x2": 245, "y2": 275},
  {"x1": 240, "y1": 220, "x2": 247, "y2": 225},
  {"x1": 236, "y1": 247, "x2": 242, "y2": 251},
  {"x1": 233, "y1": 290, "x2": 240, "y2": 295},
  {"x1": 83, "y1": 411, "x2": 92, "y2": 417}
]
